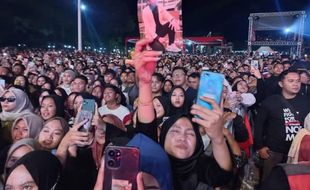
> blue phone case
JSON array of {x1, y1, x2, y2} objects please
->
[
  {"x1": 82, "y1": 99, "x2": 95, "y2": 114},
  {"x1": 196, "y1": 71, "x2": 224, "y2": 110}
]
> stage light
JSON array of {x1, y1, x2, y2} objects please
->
[
  {"x1": 81, "y1": 4, "x2": 86, "y2": 11},
  {"x1": 284, "y1": 28, "x2": 291, "y2": 34}
]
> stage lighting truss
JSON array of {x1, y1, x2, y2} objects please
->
[{"x1": 248, "y1": 11, "x2": 306, "y2": 58}]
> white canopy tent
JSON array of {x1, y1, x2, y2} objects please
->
[{"x1": 256, "y1": 46, "x2": 275, "y2": 55}]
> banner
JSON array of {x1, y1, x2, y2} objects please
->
[{"x1": 137, "y1": 0, "x2": 183, "y2": 52}]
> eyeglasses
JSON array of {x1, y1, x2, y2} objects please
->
[{"x1": 0, "y1": 97, "x2": 16, "y2": 102}]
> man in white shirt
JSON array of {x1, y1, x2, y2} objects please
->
[{"x1": 99, "y1": 85, "x2": 130, "y2": 121}]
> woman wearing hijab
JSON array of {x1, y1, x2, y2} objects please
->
[
  {"x1": 2, "y1": 138, "x2": 41, "y2": 180},
  {"x1": 159, "y1": 112, "x2": 232, "y2": 189},
  {"x1": 60, "y1": 69, "x2": 77, "y2": 95},
  {"x1": 11, "y1": 114, "x2": 43, "y2": 143},
  {"x1": 4, "y1": 150, "x2": 62, "y2": 190},
  {"x1": 0, "y1": 87, "x2": 34, "y2": 142},
  {"x1": 167, "y1": 86, "x2": 189, "y2": 116},
  {"x1": 127, "y1": 39, "x2": 233, "y2": 189}
]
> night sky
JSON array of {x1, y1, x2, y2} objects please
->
[{"x1": 0, "y1": 0, "x2": 309, "y2": 49}]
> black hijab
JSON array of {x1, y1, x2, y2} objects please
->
[
  {"x1": 5, "y1": 150, "x2": 62, "y2": 190},
  {"x1": 159, "y1": 113, "x2": 204, "y2": 189},
  {"x1": 153, "y1": 96, "x2": 170, "y2": 125}
]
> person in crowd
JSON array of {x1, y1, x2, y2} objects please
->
[
  {"x1": 12, "y1": 63, "x2": 25, "y2": 76},
  {"x1": 35, "y1": 88, "x2": 56, "y2": 108},
  {"x1": 40, "y1": 95, "x2": 65, "y2": 121},
  {"x1": 103, "y1": 69, "x2": 116, "y2": 84},
  {"x1": 172, "y1": 66, "x2": 197, "y2": 106},
  {"x1": 37, "y1": 117, "x2": 69, "y2": 152},
  {"x1": 54, "y1": 87, "x2": 69, "y2": 101},
  {"x1": 299, "y1": 70, "x2": 310, "y2": 96},
  {"x1": 261, "y1": 61, "x2": 284, "y2": 98},
  {"x1": 60, "y1": 69, "x2": 76, "y2": 95},
  {"x1": 151, "y1": 72, "x2": 164, "y2": 98},
  {"x1": 4, "y1": 150, "x2": 62, "y2": 190},
  {"x1": 127, "y1": 38, "x2": 233, "y2": 189},
  {"x1": 11, "y1": 114, "x2": 43, "y2": 143},
  {"x1": 254, "y1": 69, "x2": 310, "y2": 181},
  {"x1": 2, "y1": 138, "x2": 40, "y2": 180},
  {"x1": 13, "y1": 75, "x2": 30, "y2": 94},
  {"x1": 91, "y1": 85, "x2": 105, "y2": 102},
  {"x1": 66, "y1": 92, "x2": 78, "y2": 118},
  {"x1": 0, "y1": 88, "x2": 34, "y2": 142},
  {"x1": 70, "y1": 75, "x2": 88, "y2": 93},
  {"x1": 162, "y1": 79, "x2": 174, "y2": 97},
  {"x1": 187, "y1": 72, "x2": 200, "y2": 90},
  {"x1": 72, "y1": 92, "x2": 100, "y2": 118},
  {"x1": 36, "y1": 75, "x2": 50, "y2": 88},
  {"x1": 167, "y1": 86, "x2": 188, "y2": 116},
  {"x1": 120, "y1": 70, "x2": 128, "y2": 91},
  {"x1": 259, "y1": 113, "x2": 310, "y2": 190},
  {"x1": 230, "y1": 78, "x2": 256, "y2": 116},
  {"x1": 47, "y1": 70, "x2": 60, "y2": 87},
  {"x1": 41, "y1": 80, "x2": 55, "y2": 91},
  {"x1": 1, "y1": 37, "x2": 310, "y2": 190},
  {"x1": 99, "y1": 84, "x2": 130, "y2": 121},
  {"x1": 153, "y1": 96, "x2": 169, "y2": 127}
]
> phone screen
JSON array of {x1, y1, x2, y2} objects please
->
[
  {"x1": 251, "y1": 60, "x2": 259, "y2": 69},
  {"x1": 196, "y1": 71, "x2": 224, "y2": 110},
  {"x1": 76, "y1": 99, "x2": 95, "y2": 132},
  {"x1": 104, "y1": 146, "x2": 140, "y2": 190},
  {"x1": 0, "y1": 79, "x2": 5, "y2": 88},
  {"x1": 137, "y1": 0, "x2": 183, "y2": 52}
]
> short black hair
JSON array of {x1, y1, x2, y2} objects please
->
[
  {"x1": 74, "y1": 75, "x2": 88, "y2": 84},
  {"x1": 172, "y1": 66, "x2": 187, "y2": 75},
  {"x1": 105, "y1": 69, "x2": 116, "y2": 78},
  {"x1": 152, "y1": 73, "x2": 164, "y2": 83},
  {"x1": 188, "y1": 72, "x2": 200, "y2": 79},
  {"x1": 279, "y1": 69, "x2": 300, "y2": 81},
  {"x1": 13, "y1": 63, "x2": 26, "y2": 71}
]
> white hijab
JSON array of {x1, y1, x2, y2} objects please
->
[{"x1": 0, "y1": 87, "x2": 34, "y2": 121}]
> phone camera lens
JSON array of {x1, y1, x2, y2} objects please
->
[
  {"x1": 108, "y1": 150, "x2": 115, "y2": 157},
  {"x1": 107, "y1": 160, "x2": 115, "y2": 167},
  {"x1": 116, "y1": 150, "x2": 121, "y2": 157}
]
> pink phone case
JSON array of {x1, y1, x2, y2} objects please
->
[{"x1": 103, "y1": 146, "x2": 140, "y2": 190}]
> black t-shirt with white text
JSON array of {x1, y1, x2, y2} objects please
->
[{"x1": 254, "y1": 94, "x2": 310, "y2": 154}]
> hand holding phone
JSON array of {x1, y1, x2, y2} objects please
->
[
  {"x1": 196, "y1": 71, "x2": 224, "y2": 110},
  {"x1": 250, "y1": 60, "x2": 259, "y2": 69},
  {"x1": 76, "y1": 99, "x2": 96, "y2": 133},
  {"x1": 103, "y1": 146, "x2": 140, "y2": 190}
]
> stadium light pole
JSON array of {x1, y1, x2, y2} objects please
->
[{"x1": 77, "y1": 0, "x2": 82, "y2": 51}]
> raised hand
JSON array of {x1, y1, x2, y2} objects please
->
[
  {"x1": 126, "y1": 39, "x2": 162, "y2": 84},
  {"x1": 191, "y1": 97, "x2": 225, "y2": 143}
]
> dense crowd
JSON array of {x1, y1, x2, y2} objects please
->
[{"x1": 0, "y1": 39, "x2": 309, "y2": 190}]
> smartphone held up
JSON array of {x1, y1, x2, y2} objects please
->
[
  {"x1": 76, "y1": 99, "x2": 96, "y2": 133},
  {"x1": 103, "y1": 146, "x2": 140, "y2": 190},
  {"x1": 196, "y1": 71, "x2": 224, "y2": 110}
]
